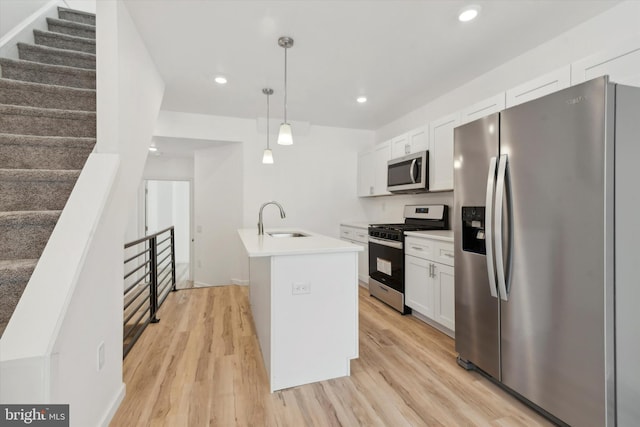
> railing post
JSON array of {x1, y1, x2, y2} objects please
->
[
  {"x1": 149, "y1": 236, "x2": 159, "y2": 323},
  {"x1": 170, "y1": 227, "x2": 177, "y2": 292}
]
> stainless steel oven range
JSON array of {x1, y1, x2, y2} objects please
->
[{"x1": 368, "y1": 204, "x2": 448, "y2": 313}]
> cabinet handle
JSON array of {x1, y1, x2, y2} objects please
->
[
  {"x1": 411, "y1": 246, "x2": 424, "y2": 251},
  {"x1": 444, "y1": 253, "x2": 454, "y2": 258},
  {"x1": 405, "y1": 143, "x2": 410, "y2": 154},
  {"x1": 432, "y1": 264, "x2": 437, "y2": 277},
  {"x1": 428, "y1": 263, "x2": 433, "y2": 278}
]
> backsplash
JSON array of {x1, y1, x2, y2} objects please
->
[{"x1": 359, "y1": 191, "x2": 454, "y2": 228}]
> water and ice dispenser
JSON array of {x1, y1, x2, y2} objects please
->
[{"x1": 461, "y1": 207, "x2": 486, "y2": 255}]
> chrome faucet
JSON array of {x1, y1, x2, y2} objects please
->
[{"x1": 258, "y1": 201, "x2": 286, "y2": 235}]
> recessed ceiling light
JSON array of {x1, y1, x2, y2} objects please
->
[
  {"x1": 148, "y1": 146, "x2": 158, "y2": 152},
  {"x1": 458, "y1": 5, "x2": 481, "y2": 22},
  {"x1": 214, "y1": 76, "x2": 227, "y2": 85},
  {"x1": 357, "y1": 96, "x2": 367, "y2": 104}
]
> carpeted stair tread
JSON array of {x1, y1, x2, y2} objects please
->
[
  {"x1": 57, "y1": 7, "x2": 96, "y2": 26},
  {"x1": 0, "y1": 259, "x2": 38, "y2": 284},
  {"x1": 0, "y1": 7, "x2": 96, "y2": 336},
  {"x1": 0, "y1": 104, "x2": 96, "y2": 138},
  {"x1": 0, "y1": 280, "x2": 30, "y2": 337},
  {"x1": 0, "y1": 58, "x2": 96, "y2": 89},
  {"x1": 0, "y1": 169, "x2": 80, "y2": 211},
  {"x1": 34, "y1": 30, "x2": 95, "y2": 54},
  {"x1": 0, "y1": 78, "x2": 95, "y2": 111},
  {"x1": 18, "y1": 42, "x2": 96, "y2": 70},
  {"x1": 0, "y1": 259, "x2": 38, "y2": 337},
  {"x1": 0, "y1": 211, "x2": 61, "y2": 260},
  {"x1": 0, "y1": 134, "x2": 95, "y2": 170},
  {"x1": 47, "y1": 18, "x2": 95, "y2": 39}
]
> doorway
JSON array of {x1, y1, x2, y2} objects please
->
[{"x1": 145, "y1": 180, "x2": 192, "y2": 289}]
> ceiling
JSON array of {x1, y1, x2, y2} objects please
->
[{"x1": 125, "y1": 0, "x2": 620, "y2": 131}]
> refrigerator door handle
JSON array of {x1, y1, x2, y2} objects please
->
[
  {"x1": 495, "y1": 154, "x2": 509, "y2": 301},
  {"x1": 485, "y1": 156, "x2": 499, "y2": 298}
]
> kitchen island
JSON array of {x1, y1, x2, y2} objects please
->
[{"x1": 238, "y1": 228, "x2": 362, "y2": 392}]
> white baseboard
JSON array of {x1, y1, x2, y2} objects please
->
[
  {"x1": 99, "y1": 382, "x2": 125, "y2": 427},
  {"x1": 411, "y1": 311, "x2": 455, "y2": 339},
  {"x1": 231, "y1": 278, "x2": 249, "y2": 286}
]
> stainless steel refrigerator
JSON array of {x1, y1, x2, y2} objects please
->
[{"x1": 454, "y1": 76, "x2": 640, "y2": 426}]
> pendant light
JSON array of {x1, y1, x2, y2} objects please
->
[
  {"x1": 262, "y1": 88, "x2": 274, "y2": 164},
  {"x1": 277, "y1": 36, "x2": 294, "y2": 145}
]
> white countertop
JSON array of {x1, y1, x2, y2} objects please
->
[
  {"x1": 404, "y1": 230, "x2": 454, "y2": 242},
  {"x1": 340, "y1": 222, "x2": 370, "y2": 230},
  {"x1": 238, "y1": 228, "x2": 364, "y2": 257}
]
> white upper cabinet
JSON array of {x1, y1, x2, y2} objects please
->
[
  {"x1": 373, "y1": 141, "x2": 391, "y2": 196},
  {"x1": 428, "y1": 113, "x2": 459, "y2": 191},
  {"x1": 506, "y1": 66, "x2": 571, "y2": 108},
  {"x1": 571, "y1": 35, "x2": 640, "y2": 87},
  {"x1": 459, "y1": 93, "x2": 506, "y2": 125},
  {"x1": 390, "y1": 127, "x2": 428, "y2": 159},
  {"x1": 390, "y1": 133, "x2": 409, "y2": 159},
  {"x1": 357, "y1": 150, "x2": 374, "y2": 197}
]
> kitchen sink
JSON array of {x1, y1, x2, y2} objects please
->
[{"x1": 268, "y1": 232, "x2": 309, "y2": 238}]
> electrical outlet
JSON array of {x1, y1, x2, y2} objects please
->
[
  {"x1": 97, "y1": 342, "x2": 105, "y2": 371},
  {"x1": 292, "y1": 282, "x2": 311, "y2": 295}
]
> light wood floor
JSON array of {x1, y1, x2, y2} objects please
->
[{"x1": 111, "y1": 285, "x2": 553, "y2": 427}]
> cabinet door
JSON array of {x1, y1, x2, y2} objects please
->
[
  {"x1": 460, "y1": 93, "x2": 505, "y2": 125},
  {"x1": 433, "y1": 263, "x2": 455, "y2": 331},
  {"x1": 506, "y1": 66, "x2": 571, "y2": 108},
  {"x1": 408, "y1": 127, "x2": 428, "y2": 154},
  {"x1": 357, "y1": 150, "x2": 374, "y2": 197},
  {"x1": 428, "y1": 113, "x2": 459, "y2": 191},
  {"x1": 571, "y1": 35, "x2": 640, "y2": 86},
  {"x1": 390, "y1": 134, "x2": 409, "y2": 159},
  {"x1": 373, "y1": 141, "x2": 391, "y2": 195},
  {"x1": 405, "y1": 255, "x2": 434, "y2": 317}
]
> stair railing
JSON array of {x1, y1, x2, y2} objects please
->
[{"x1": 122, "y1": 226, "x2": 177, "y2": 357}]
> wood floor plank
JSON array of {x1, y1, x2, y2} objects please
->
[{"x1": 110, "y1": 285, "x2": 553, "y2": 427}]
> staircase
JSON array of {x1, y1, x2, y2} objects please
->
[{"x1": 0, "y1": 7, "x2": 96, "y2": 336}]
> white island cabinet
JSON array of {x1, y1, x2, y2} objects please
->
[{"x1": 238, "y1": 228, "x2": 362, "y2": 392}]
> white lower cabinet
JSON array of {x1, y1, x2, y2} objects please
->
[
  {"x1": 405, "y1": 255, "x2": 434, "y2": 318},
  {"x1": 432, "y1": 263, "x2": 455, "y2": 331},
  {"x1": 404, "y1": 235, "x2": 454, "y2": 334}
]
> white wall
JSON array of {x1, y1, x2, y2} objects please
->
[
  {"x1": 49, "y1": 1, "x2": 164, "y2": 426},
  {"x1": 194, "y1": 143, "x2": 244, "y2": 286},
  {"x1": 155, "y1": 111, "x2": 373, "y2": 285},
  {"x1": 0, "y1": 0, "x2": 49, "y2": 39},
  {"x1": 361, "y1": 1, "x2": 640, "y2": 225}
]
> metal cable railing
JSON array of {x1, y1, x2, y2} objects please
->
[{"x1": 123, "y1": 226, "x2": 177, "y2": 357}]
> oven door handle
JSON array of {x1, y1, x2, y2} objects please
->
[{"x1": 368, "y1": 236, "x2": 403, "y2": 250}]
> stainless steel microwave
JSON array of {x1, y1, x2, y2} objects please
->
[{"x1": 387, "y1": 151, "x2": 429, "y2": 193}]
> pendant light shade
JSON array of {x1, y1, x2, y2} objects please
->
[
  {"x1": 262, "y1": 148, "x2": 274, "y2": 164},
  {"x1": 277, "y1": 123, "x2": 293, "y2": 145},
  {"x1": 262, "y1": 88, "x2": 274, "y2": 164},
  {"x1": 277, "y1": 36, "x2": 294, "y2": 145}
]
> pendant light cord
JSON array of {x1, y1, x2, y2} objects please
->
[
  {"x1": 267, "y1": 92, "x2": 270, "y2": 149},
  {"x1": 284, "y1": 46, "x2": 287, "y2": 123}
]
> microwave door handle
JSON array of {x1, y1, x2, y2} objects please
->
[
  {"x1": 485, "y1": 156, "x2": 498, "y2": 298},
  {"x1": 495, "y1": 154, "x2": 510, "y2": 301},
  {"x1": 410, "y1": 159, "x2": 417, "y2": 183}
]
